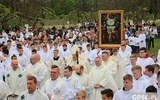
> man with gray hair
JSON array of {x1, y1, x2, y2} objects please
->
[{"x1": 26, "y1": 54, "x2": 46, "y2": 88}]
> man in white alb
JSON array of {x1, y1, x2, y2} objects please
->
[
  {"x1": 41, "y1": 65, "x2": 68, "y2": 100},
  {"x1": 5, "y1": 60, "x2": 27, "y2": 100},
  {"x1": 118, "y1": 44, "x2": 131, "y2": 66},
  {"x1": 48, "y1": 49, "x2": 65, "y2": 77},
  {"x1": 74, "y1": 64, "x2": 94, "y2": 100},
  {"x1": 0, "y1": 80, "x2": 9, "y2": 100},
  {"x1": 101, "y1": 51, "x2": 117, "y2": 76},
  {"x1": 138, "y1": 29, "x2": 146, "y2": 48},
  {"x1": 17, "y1": 76, "x2": 49, "y2": 100},
  {"x1": 62, "y1": 66, "x2": 81, "y2": 100},
  {"x1": 111, "y1": 48, "x2": 125, "y2": 89},
  {"x1": 17, "y1": 46, "x2": 29, "y2": 71},
  {"x1": 144, "y1": 65, "x2": 157, "y2": 85},
  {"x1": 89, "y1": 57, "x2": 118, "y2": 100},
  {"x1": 113, "y1": 74, "x2": 138, "y2": 100},
  {"x1": 26, "y1": 54, "x2": 46, "y2": 88},
  {"x1": 132, "y1": 65, "x2": 151, "y2": 93},
  {"x1": 60, "y1": 44, "x2": 71, "y2": 63},
  {"x1": 36, "y1": 54, "x2": 50, "y2": 86},
  {"x1": 40, "y1": 45, "x2": 52, "y2": 65},
  {"x1": 119, "y1": 39, "x2": 132, "y2": 53},
  {"x1": 124, "y1": 54, "x2": 137, "y2": 76},
  {"x1": 83, "y1": 44, "x2": 96, "y2": 67},
  {"x1": 136, "y1": 47, "x2": 154, "y2": 71}
]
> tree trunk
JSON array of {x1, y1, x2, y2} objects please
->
[{"x1": 32, "y1": 16, "x2": 39, "y2": 29}]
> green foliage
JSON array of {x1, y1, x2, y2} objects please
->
[
  {"x1": 0, "y1": 0, "x2": 160, "y2": 29},
  {"x1": 0, "y1": 4, "x2": 22, "y2": 29},
  {"x1": 50, "y1": 0, "x2": 66, "y2": 15},
  {"x1": 41, "y1": 7, "x2": 57, "y2": 20},
  {"x1": 54, "y1": 3, "x2": 63, "y2": 15},
  {"x1": 0, "y1": 4, "x2": 10, "y2": 17},
  {"x1": 6, "y1": 12, "x2": 22, "y2": 28},
  {"x1": 66, "y1": 10, "x2": 79, "y2": 23},
  {"x1": 0, "y1": 4, "x2": 10, "y2": 24},
  {"x1": 64, "y1": 0, "x2": 76, "y2": 15}
]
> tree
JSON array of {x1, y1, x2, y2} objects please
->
[
  {"x1": 0, "y1": 0, "x2": 160, "y2": 28},
  {"x1": 64, "y1": 0, "x2": 75, "y2": 15},
  {"x1": 0, "y1": 4, "x2": 20, "y2": 29}
]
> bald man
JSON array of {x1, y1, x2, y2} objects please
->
[
  {"x1": 26, "y1": 54, "x2": 46, "y2": 88},
  {"x1": 5, "y1": 60, "x2": 27, "y2": 100},
  {"x1": 74, "y1": 64, "x2": 94, "y2": 100}
]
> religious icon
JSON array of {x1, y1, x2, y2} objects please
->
[{"x1": 98, "y1": 10, "x2": 124, "y2": 48}]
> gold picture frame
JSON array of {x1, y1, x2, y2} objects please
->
[{"x1": 98, "y1": 10, "x2": 124, "y2": 48}]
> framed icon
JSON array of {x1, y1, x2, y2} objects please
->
[{"x1": 98, "y1": 10, "x2": 124, "y2": 48}]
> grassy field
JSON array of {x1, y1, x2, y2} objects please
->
[
  {"x1": 133, "y1": 39, "x2": 160, "y2": 56},
  {"x1": 147, "y1": 39, "x2": 160, "y2": 56}
]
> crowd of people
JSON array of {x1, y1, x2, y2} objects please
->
[
  {"x1": 0, "y1": 22, "x2": 160, "y2": 100},
  {"x1": 125, "y1": 22, "x2": 159, "y2": 52}
]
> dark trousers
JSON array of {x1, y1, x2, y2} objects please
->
[
  {"x1": 135, "y1": 46, "x2": 139, "y2": 53},
  {"x1": 158, "y1": 32, "x2": 160, "y2": 39},
  {"x1": 146, "y1": 38, "x2": 150, "y2": 50},
  {"x1": 129, "y1": 45, "x2": 135, "y2": 53},
  {"x1": 149, "y1": 38, "x2": 154, "y2": 48}
]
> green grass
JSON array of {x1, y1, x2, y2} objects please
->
[
  {"x1": 133, "y1": 39, "x2": 160, "y2": 56},
  {"x1": 147, "y1": 39, "x2": 160, "y2": 56}
]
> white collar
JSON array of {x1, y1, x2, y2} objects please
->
[{"x1": 28, "y1": 89, "x2": 38, "y2": 95}]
